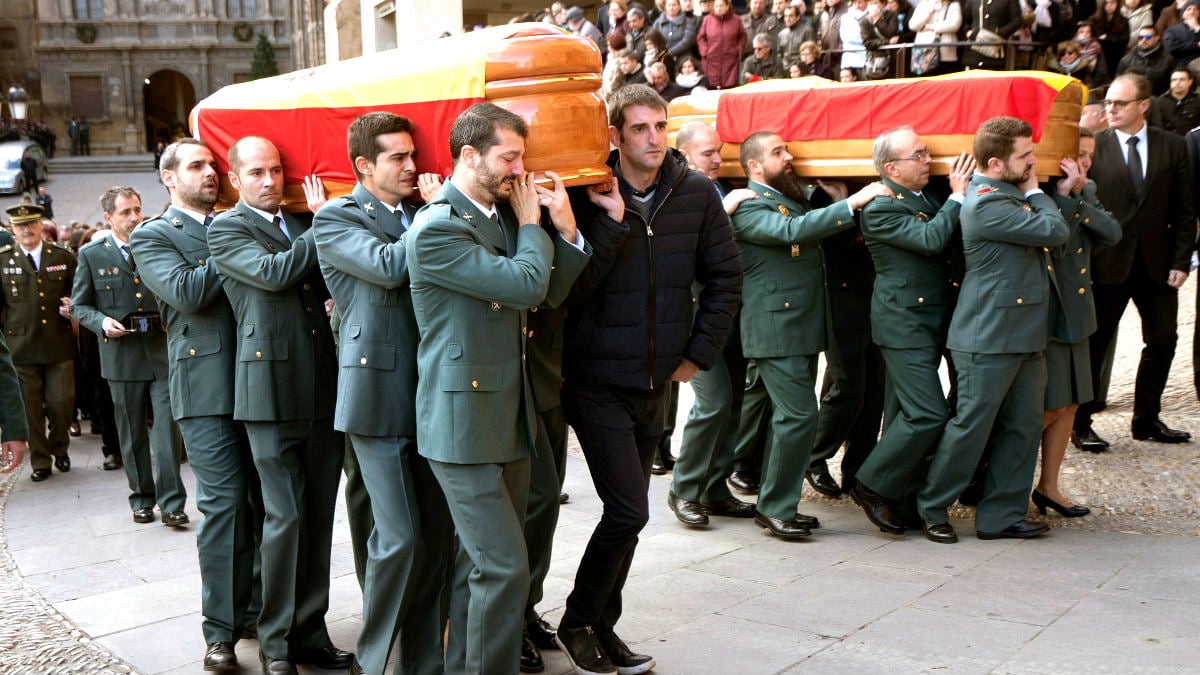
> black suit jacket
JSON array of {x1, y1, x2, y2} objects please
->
[{"x1": 1089, "y1": 127, "x2": 1195, "y2": 286}]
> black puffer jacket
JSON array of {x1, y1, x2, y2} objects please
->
[{"x1": 564, "y1": 148, "x2": 743, "y2": 392}]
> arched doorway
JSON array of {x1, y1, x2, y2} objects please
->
[{"x1": 143, "y1": 70, "x2": 196, "y2": 152}]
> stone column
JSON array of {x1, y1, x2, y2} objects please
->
[{"x1": 359, "y1": 0, "x2": 463, "y2": 56}]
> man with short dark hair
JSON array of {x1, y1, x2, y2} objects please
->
[
  {"x1": 313, "y1": 112, "x2": 452, "y2": 675},
  {"x1": 130, "y1": 138, "x2": 261, "y2": 672},
  {"x1": 208, "y1": 136, "x2": 350, "y2": 675},
  {"x1": 407, "y1": 102, "x2": 590, "y2": 675},
  {"x1": 72, "y1": 185, "x2": 187, "y2": 529},
  {"x1": 1074, "y1": 73, "x2": 1196, "y2": 450},
  {"x1": 1156, "y1": 67, "x2": 1200, "y2": 134},
  {"x1": 1116, "y1": 25, "x2": 1175, "y2": 95},
  {"x1": 0, "y1": 204, "x2": 76, "y2": 483},
  {"x1": 558, "y1": 84, "x2": 741, "y2": 675},
  {"x1": 917, "y1": 116, "x2": 1070, "y2": 543}
]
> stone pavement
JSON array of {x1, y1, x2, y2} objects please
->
[{"x1": 2, "y1": 169, "x2": 1198, "y2": 674}]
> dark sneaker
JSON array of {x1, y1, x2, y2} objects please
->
[
  {"x1": 596, "y1": 630, "x2": 655, "y2": 675},
  {"x1": 557, "y1": 626, "x2": 616, "y2": 675}
]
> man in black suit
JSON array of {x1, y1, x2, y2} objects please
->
[{"x1": 1074, "y1": 73, "x2": 1196, "y2": 451}]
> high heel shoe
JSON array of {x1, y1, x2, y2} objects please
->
[{"x1": 1032, "y1": 490, "x2": 1090, "y2": 517}]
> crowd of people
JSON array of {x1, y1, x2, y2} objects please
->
[{"x1": 1, "y1": 4, "x2": 1199, "y2": 675}]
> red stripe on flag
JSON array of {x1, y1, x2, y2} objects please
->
[
  {"x1": 194, "y1": 97, "x2": 486, "y2": 185},
  {"x1": 716, "y1": 78, "x2": 1061, "y2": 143}
]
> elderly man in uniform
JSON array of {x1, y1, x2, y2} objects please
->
[
  {"x1": 1, "y1": 204, "x2": 76, "y2": 482},
  {"x1": 72, "y1": 186, "x2": 187, "y2": 526},
  {"x1": 731, "y1": 131, "x2": 889, "y2": 540},
  {"x1": 847, "y1": 127, "x2": 973, "y2": 534},
  {"x1": 406, "y1": 102, "x2": 590, "y2": 675},
  {"x1": 312, "y1": 112, "x2": 452, "y2": 675},
  {"x1": 917, "y1": 116, "x2": 1070, "y2": 543},
  {"x1": 129, "y1": 138, "x2": 262, "y2": 671},
  {"x1": 208, "y1": 136, "x2": 350, "y2": 675}
]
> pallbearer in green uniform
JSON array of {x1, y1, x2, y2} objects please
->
[
  {"x1": 208, "y1": 137, "x2": 350, "y2": 675},
  {"x1": 730, "y1": 131, "x2": 892, "y2": 539},
  {"x1": 312, "y1": 112, "x2": 451, "y2": 675},
  {"x1": 72, "y1": 186, "x2": 187, "y2": 527},
  {"x1": 917, "y1": 117, "x2": 1071, "y2": 543},
  {"x1": 0, "y1": 329, "x2": 29, "y2": 473},
  {"x1": 129, "y1": 139, "x2": 261, "y2": 671},
  {"x1": 848, "y1": 127, "x2": 974, "y2": 535},
  {"x1": 0, "y1": 204, "x2": 76, "y2": 482}
]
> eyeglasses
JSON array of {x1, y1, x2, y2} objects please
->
[
  {"x1": 1060, "y1": 50, "x2": 1079, "y2": 56},
  {"x1": 890, "y1": 148, "x2": 930, "y2": 162},
  {"x1": 1137, "y1": 33, "x2": 1155, "y2": 40},
  {"x1": 1102, "y1": 98, "x2": 1145, "y2": 109}
]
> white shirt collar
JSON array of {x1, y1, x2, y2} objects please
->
[
  {"x1": 19, "y1": 240, "x2": 43, "y2": 259},
  {"x1": 453, "y1": 179, "x2": 499, "y2": 220},
  {"x1": 245, "y1": 204, "x2": 283, "y2": 225},
  {"x1": 1113, "y1": 123, "x2": 1148, "y2": 147},
  {"x1": 176, "y1": 205, "x2": 212, "y2": 227}
]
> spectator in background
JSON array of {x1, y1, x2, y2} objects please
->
[
  {"x1": 841, "y1": 0, "x2": 871, "y2": 74},
  {"x1": 795, "y1": 40, "x2": 835, "y2": 77},
  {"x1": 888, "y1": 0, "x2": 917, "y2": 43},
  {"x1": 743, "y1": 32, "x2": 787, "y2": 81},
  {"x1": 909, "y1": 0, "x2": 963, "y2": 75},
  {"x1": 655, "y1": 0, "x2": 700, "y2": 56},
  {"x1": 841, "y1": 66, "x2": 860, "y2": 80},
  {"x1": 615, "y1": 48, "x2": 651, "y2": 89},
  {"x1": 1156, "y1": 0, "x2": 1191, "y2": 35},
  {"x1": 962, "y1": 0, "x2": 1024, "y2": 70},
  {"x1": 566, "y1": 6, "x2": 606, "y2": 54},
  {"x1": 626, "y1": 6, "x2": 650, "y2": 59},
  {"x1": 644, "y1": 27, "x2": 678, "y2": 74},
  {"x1": 1048, "y1": 39, "x2": 1111, "y2": 90},
  {"x1": 676, "y1": 54, "x2": 712, "y2": 91},
  {"x1": 647, "y1": 61, "x2": 690, "y2": 98},
  {"x1": 1156, "y1": 66, "x2": 1200, "y2": 133},
  {"x1": 35, "y1": 186, "x2": 54, "y2": 220},
  {"x1": 860, "y1": 0, "x2": 900, "y2": 78},
  {"x1": 607, "y1": 0, "x2": 631, "y2": 42},
  {"x1": 1091, "y1": 0, "x2": 1130, "y2": 76},
  {"x1": 778, "y1": 3, "x2": 816, "y2": 64},
  {"x1": 821, "y1": 0, "x2": 850, "y2": 57},
  {"x1": 698, "y1": 0, "x2": 748, "y2": 88},
  {"x1": 742, "y1": 0, "x2": 782, "y2": 55},
  {"x1": 1122, "y1": 0, "x2": 1153, "y2": 49},
  {"x1": 1162, "y1": 0, "x2": 1200, "y2": 67},
  {"x1": 1117, "y1": 25, "x2": 1176, "y2": 94}
]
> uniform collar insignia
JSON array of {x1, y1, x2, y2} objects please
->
[
  {"x1": 171, "y1": 216, "x2": 180, "y2": 225},
  {"x1": 463, "y1": 212, "x2": 474, "y2": 222},
  {"x1": 364, "y1": 202, "x2": 375, "y2": 213}
]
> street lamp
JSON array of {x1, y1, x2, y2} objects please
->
[{"x1": 7, "y1": 86, "x2": 28, "y2": 124}]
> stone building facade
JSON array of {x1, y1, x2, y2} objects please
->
[{"x1": 30, "y1": 0, "x2": 308, "y2": 154}]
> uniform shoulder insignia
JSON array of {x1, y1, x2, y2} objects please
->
[{"x1": 0, "y1": 244, "x2": 12, "y2": 254}]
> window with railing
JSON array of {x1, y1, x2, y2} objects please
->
[
  {"x1": 73, "y1": 0, "x2": 103, "y2": 20},
  {"x1": 228, "y1": 0, "x2": 257, "y2": 19}
]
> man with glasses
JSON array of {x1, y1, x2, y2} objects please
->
[
  {"x1": 1116, "y1": 26, "x2": 1175, "y2": 95},
  {"x1": 846, "y1": 127, "x2": 974, "y2": 535},
  {"x1": 1073, "y1": 73, "x2": 1196, "y2": 451},
  {"x1": 742, "y1": 32, "x2": 786, "y2": 82}
]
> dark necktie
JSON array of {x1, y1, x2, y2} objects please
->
[
  {"x1": 490, "y1": 212, "x2": 507, "y2": 256},
  {"x1": 203, "y1": 215, "x2": 213, "y2": 229},
  {"x1": 273, "y1": 215, "x2": 292, "y2": 242},
  {"x1": 26, "y1": 252, "x2": 36, "y2": 272},
  {"x1": 122, "y1": 244, "x2": 137, "y2": 271},
  {"x1": 1126, "y1": 136, "x2": 1144, "y2": 199}
]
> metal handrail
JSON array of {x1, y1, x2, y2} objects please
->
[{"x1": 825, "y1": 38, "x2": 1054, "y2": 78}]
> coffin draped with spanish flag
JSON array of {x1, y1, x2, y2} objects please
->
[
  {"x1": 191, "y1": 23, "x2": 612, "y2": 212},
  {"x1": 668, "y1": 71, "x2": 1086, "y2": 180}
]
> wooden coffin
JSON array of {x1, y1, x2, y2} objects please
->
[
  {"x1": 190, "y1": 23, "x2": 612, "y2": 212},
  {"x1": 668, "y1": 71, "x2": 1086, "y2": 181}
]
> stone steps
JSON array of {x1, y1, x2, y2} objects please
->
[{"x1": 48, "y1": 154, "x2": 157, "y2": 174}]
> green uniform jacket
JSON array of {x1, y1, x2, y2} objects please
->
[
  {"x1": 947, "y1": 174, "x2": 1070, "y2": 355},
  {"x1": 313, "y1": 184, "x2": 419, "y2": 437},
  {"x1": 407, "y1": 181, "x2": 590, "y2": 464},
  {"x1": 71, "y1": 236, "x2": 168, "y2": 381},
  {"x1": 207, "y1": 203, "x2": 337, "y2": 422},
  {"x1": 129, "y1": 208, "x2": 238, "y2": 419},
  {"x1": 0, "y1": 242, "x2": 76, "y2": 365},
  {"x1": 862, "y1": 177, "x2": 961, "y2": 349},
  {"x1": 1049, "y1": 182, "x2": 1122, "y2": 344},
  {"x1": 0, "y1": 229, "x2": 13, "y2": 248},
  {"x1": 0, "y1": 331, "x2": 28, "y2": 441},
  {"x1": 733, "y1": 181, "x2": 855, "y2": 359}
]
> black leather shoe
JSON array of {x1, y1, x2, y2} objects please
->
[
  {"x1": 701, "y1": 496, "x2": 756, "y2": 518},
  {"x1": 596, "y1": 629, "x2": 655, "y2": 675},
  {"x1": 794, "y1": 512, "x2": 822, "y2": 529},
  {"x1": 1071, "y1": 426, "x2": 1110, "y2": 452},
  {"x1": 30, "y1": 468, "x2": 51, "y2": 482},
  {"x1": 1131, "y1": 418, "x2": 1191, "y2": 444},
  {"x1": 848, "y1": 482, "x2": 905, "y2": 535},
  {"x1": 162, "y1": 510, "x2": 190, "y2": 527},
  {"x1": 977, "y1": 520, "x2": 1049, "y2": 540},
  {"x1": 650, "y1": 454, "x2": 674, "y2": 475},
  {"x1": 805, "y1": 470, "x2": 841, "y2": 497},
  {"x1": 923, "y1": 521, "x2": 958, "y2": 544},
  {"x1": 727, "y1": 471, "x2": 760, "y2": 495},
  {"x1": 347, "y1": 655, "x2": 365, "y2": 675},
  {"x1": 258, "y1": 651, "x2": 298, "y2": 675},
  {"x1": 132, "y1": 507, "x2": 155, "y2": 524},
  {"x1": 203, "y1": 642, "x2": 237, "y2": 671},
  {"x1": 754, "y1": 513, "x2": 811, "y2": 539},
  {"x1": 54, "y1": 455, "x2": 71, "y2": 472},
  {"x1": 557, "y1": 625, "x2": 616, "y2": 675},
  {"x1": 296, "y1": 644, "x2": 353, "y2": 670},
  {"x1": 521, "y1": 631, "x2": 545, "y2": 673},
  {"x1": 69, "y1": 421, "x2": 81, "y2": 437},
  {"x1": 559, "y1": 492, "x2": 570, "y2": 504},
  {"x1": 667, "y1": 492, "x2": 709, "y2": 526},
  {"x1": 526, "y1": 617, "x2": 558, "y2": 650},
  {"x1": 102, "y1": 454, "x2": 122, "y2": 470}
]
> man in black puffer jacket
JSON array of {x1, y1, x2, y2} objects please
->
[{"x1": 556, "y1": 84, "x2": 742, "y2": 675}]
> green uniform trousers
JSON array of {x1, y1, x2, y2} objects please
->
[
  {"x1": 16, "y1": 360, "x2": 73, "y2": 470},
  {"x1": 753, "y1": 354, "x2": 819, "y2": 522},
  {"x1": 342, "y1": 435, "x2": 373, "y2": 589},
  {"x1": 110, "y1": 377, "x2": 185, "y2": 512},
  {"x1": 731, "y1": 362, "x2": 769, "y2": 477},
  {"x1": 672, "y1": 345, "x2": 747, "y2": 503},
  {"x1": 525, "y1": 406, "x2": 567, "y2": 622}
]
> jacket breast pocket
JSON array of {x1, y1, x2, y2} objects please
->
[
  {"x1": 171, "y1": 329, "x2": 221, "y2": 361},
  {"x1": 994, "y1": 285, "x2": 1044, "y2": 308},
  {"x1": 440, "y1": 363, "x2": 502, "y2": 392},
  {"x1": 94, "y1": 275, "x2": 124, "y2": 307},
  {"x1": 341, "y1": 341, "x2": 396, "y2": 371},
  {"x1": 239, "y1": 337, "x2": 289, "y2": 362},
  {"x1": 895, "y1": 286, "x2": 942, "y2": 308}
]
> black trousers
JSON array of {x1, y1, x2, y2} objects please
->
[
  {"x1": 1077, "y1": 251, "x2": 1178, "y2": 429},
  {"x1": 560, "y1": 381, "x2": 665, "y2": 632}
]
